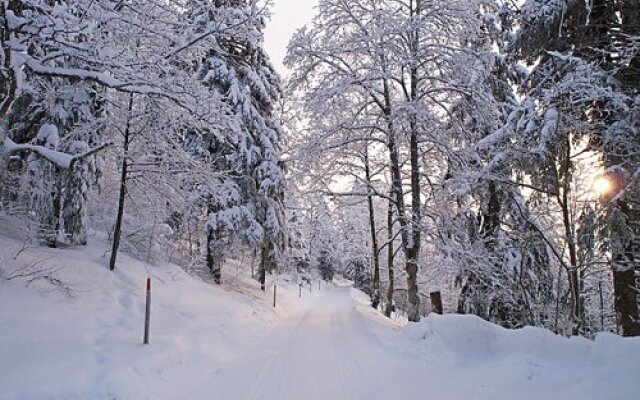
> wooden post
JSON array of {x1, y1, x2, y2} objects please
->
[
  {"x1": 273, "y1": 285, "x2": 277, "y2": 308},
  {"x1": 309, "y1": 282, "x2": 312, "y2": 293},
  {"x1": 143, "y1": 278, "x2": 151, "y2": 344},
  {"x1": 318, "y1": 280, "x2": 321, "y2": 291},
  {"x1": 430, "y1": 291, "x2": 443, "y2": 315},
  {"x1": 299, "y1": 283, "x2": 302, "y2": 298}
]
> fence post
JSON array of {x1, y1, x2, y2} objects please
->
[
  {"x1": 273, "y1": 285, "x2": 277, "y2": 308},
  {"x1": 143, "y1": 278, "x2": 151, "y2": 344},
  {"x1": 318, "y1": 280, "x2": 321, "y2": 291},
  {"x1": 299, "y1": 283, "x2": 302, "y2": 298},
  {"x1": 430, "y1": 291, "x2": 443, "y2": 315}
]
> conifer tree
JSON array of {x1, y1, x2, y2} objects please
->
[
  {"x1": 507, "y1": 0, "x2": 639, "y2": 336},
  {"x1": 188, "y1": 0, "x2": 286, "y2": 286}
]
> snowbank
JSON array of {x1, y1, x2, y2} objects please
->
[
  {"x1": 349, "y1": 287, "x2": 639, "y2": 400},
  {"x1": 0, "y1": 235, "x2": 309, "y2": 400},
  {"x1": 1, "y1": 233, "x2": 638, "y2": 400},
  {"x1": 396, "y1": 314, "x2": 640, "y2": 399}
]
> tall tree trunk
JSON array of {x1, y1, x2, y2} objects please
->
[
  {"x1": 384, "y1": 197, "x2": 395, "y2": 318},
  {"x1": 611, "y1": 0, "x2": 640, "y2": 337},
  {"x1": 37, "y1": 169, "x2": 61, "y2": 248},
  {"x1": 364, "y1": 146, "x2": 381, "y2": 309},
  {"x1": 602, "y1": 169, "x2": 639, "y2": 337},
  {"x1": 109, "y1": 93, "x2": 134, "y2": 271},
  {"x1": 206, "y1": 229, "x2": 222, "y2": 284},
  {"x1": 613, "y1": 268, "x2": 639, "y2": 336},
  {"x1": 612, "y1": 200, "x2": 640, "y2": 336},
  {"x1": 62, "y1": 165, "x2": 88, "y2": 246},
  {"x1": 0, "y1": 3, "x2": 19, "y2": 118},
  {"x1": 558, "y1": 140, "x2": 584, "y2": 334},
  {"x1": 571, "y1": 0, "x2": 640, "y2": 336},
  {"x1": 405, "y1": 0, "x2": 422, "y2": 322},
  {"x1": 206, "y1": 221, "x2": 222, "y2": 284},
  {"x1": 461, "y1": 181, "x2": 502, "y2": 318},
  {"x1": 382, "y1": 70, "x2": 420, "y2": 322},
  {"x1": 619, "y1": 0, "x2": 640, "y2": 91},
  {"x1": 259, "y1": 241, "x2": 268, "y2": 291},
  {"x1": 2, "y1": 5, "x2": 32, "y2": 231},
  {"x1": 405, "y1": 247, "x2": 420, "y2": 321}
]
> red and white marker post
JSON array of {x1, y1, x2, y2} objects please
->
[
  {"x1": 143, "y1": 278, "x2": 151, "y2": 345},
  {"x1": 273, "y1": 285, "x2": 277, "y2": 308}
]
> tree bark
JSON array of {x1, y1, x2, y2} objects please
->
[
  {"x1": 259, "y1": 241, "x2": 268, "y2": 291},
  {"x1": 206, "y1": 222, "x2": 222, "y2": 284},
  {"x1": 558, "y1": 140, "x2": 584, "y2": 334},
  {"x1": 384, "y1": 197, "x2": 395, "y2": 318},
  {"x1": 612, "y1": 0, "x2": 640, "y2": 337},
  {"x1": 612, "y1": 200, "x2": 640, "y2": 336},
  {"x1": 613, "y1": 268, "x2": 640, "y2": 336},
  {"x1": 364, "y1": 145, "x2": 381, "y2": 309},
  {"x1": 382, "y1": 71, "x2": 420, "y2": 322},
  {"x1": 618, "y1": 0, "x2": 640, "y2": 90},
  {"x1": 430, "y1": 291, "x2": 443, "y2": 314},
  {"x1": 109, "y1": 93, "x2": 133, "y2": 271},
  {"x1": 405, "y1": 0, "x2": 422, "y2": 322},
  {"x1": 0, "y1": 3, "x2": 19, "y2": 118}
]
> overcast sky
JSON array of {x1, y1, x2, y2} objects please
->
[{"x1": 263, "y1": 0, "x2": 319, "y2": 76}]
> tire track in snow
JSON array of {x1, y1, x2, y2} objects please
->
[{"x1": 198, "y1": 286, "x2": 410, "y2": 400}]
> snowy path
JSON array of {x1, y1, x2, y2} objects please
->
[
  {"x1": 186, "y1": 284, "x2": 638, "y2": 400},
  {"x1": 2, "y1": 235, "x2": 637, "y2": 400},
  {"x1": 192, "y1": 286, "x2": 429, "y2": 400}
]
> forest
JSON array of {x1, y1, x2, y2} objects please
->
[{"x1": 1, "y1": 0, "x2": 639, "y2": 342}]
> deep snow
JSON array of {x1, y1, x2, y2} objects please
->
[{"x1": 0, "y1": 234, "x2": 638, "y2": 400}]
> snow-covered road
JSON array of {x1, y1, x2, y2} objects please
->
[
  {"x1": 187, "y1": 283, "x2": 640, "y2": 400},
  {"x1": 2, "y1": 235, "x2": 637, "y2": 400},
  {"x1": 196, "y1": 286, "x2": 428, "y2": 400}
]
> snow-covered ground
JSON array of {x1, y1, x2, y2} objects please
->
[{"x1": 1, "y1": 234, "x2": 638, "y2": 400}]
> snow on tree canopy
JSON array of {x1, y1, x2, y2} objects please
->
[{"x1": 35, "y1": 124, "x2": 59, "y2": 150}]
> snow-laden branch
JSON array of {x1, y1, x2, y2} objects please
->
[
  {"x1": 1, "y1": 136, "x2": 111, "y2": 169},
  {"x1": 19, "y1": 57, "x2": 193, "y2": 110}
]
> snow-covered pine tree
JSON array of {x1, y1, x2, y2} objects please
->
[
  {"x1": 1, "y1": 1, "x2": 105, "y2": 246},
  {"x1": 506, "y1": 0, "x2": 639, "y2": 336},
  {"x1": 2, "y1": 0, "x2": 236, "y2": 268},
  {"x1": 605, "y1": 0, "x2": 640, "y2": 338},
  {"x1": 26, "y1": 124, "x2": 61, "y2": 247},
  {"x1": 309, "y1": 201, "x2": 339, "y2": 282},
  {"x1": 438, "y1": 3, "x2": 555, "y2": 330},
  {"x1": 186, "y1": 0, "x2": 286, "y2": 286},
  {"x1": 286, "y1": 207, "x2": 311, "y2": 274}
]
